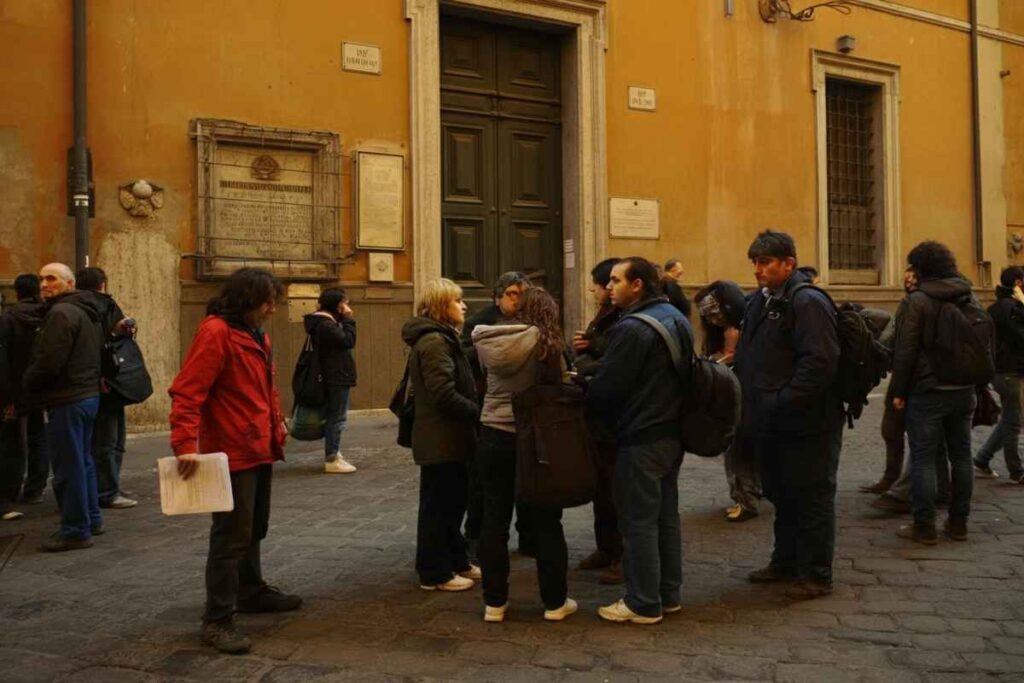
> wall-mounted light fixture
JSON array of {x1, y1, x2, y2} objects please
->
[
  {"x1": 759, "y1": 0, "x2": 852, "y2": 23},
  {"x1": 837, "y1": 34, "x2": 856, "y2": 54}
]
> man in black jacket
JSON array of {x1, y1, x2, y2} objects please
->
[
  {"x1": 589, "y1": 257, "x2": 693, "y2": 624},
  {"x1": 24, "y1": 263, "x2": 105, "y2": 552},
  {"x1": 77, "y1": 267, "x2": 138, "y2": 510},
  {"x1": 0, "y1": 274, "x2": 50, "y2": 520},
  {"x1": 973, "y1": 266, "x2": 1024, "y2": 484},
  {"x1": 734, "y1": 230, "x2": 842, "y2": 600},
  {"x1": 889, "y1": 241, "x2": 980, "y2": 545}
]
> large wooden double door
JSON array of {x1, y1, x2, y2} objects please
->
[{"x1": 440, "y1": 17, "x2": 563, "y2": 312}]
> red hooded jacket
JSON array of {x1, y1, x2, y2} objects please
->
[{"x1": 169, "y1": 315, "x2": 286, "y2": 471}]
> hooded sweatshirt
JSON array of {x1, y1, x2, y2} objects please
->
[
  {"x1": 303, "y1": 312, "x2": 357, "y2": 386},
  {"x1": 471, "y1": 323, "x2": 540, "y2": 432},
  {"x1": 890, "y1": 275, "x2": 977, "y2": 397},
  {"x1": 0, "y1": 298, "x2": 46, "y2": 411},
  {"x1": 23, "y1": 290, "x2": 104, "y2": 409}
]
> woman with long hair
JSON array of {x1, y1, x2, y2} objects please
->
[
  {"x1": 304, "y1": 287, "x2": 358, "y2": 474},
  {"x1": 401, "y1": 278, "x2": 480, "y2": 591},
  {"x1": 471, "y1": 287, "x2": 576, "y2": 623},
  {"x1": 169, "y1": 267, "x2": 300, "y2": 655}
]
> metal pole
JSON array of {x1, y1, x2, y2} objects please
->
[
  {"x1": 72, "y1": 0, "x2": 90, "y2": 271},
  {"x1": 970, "y1": 0, "x2": 985, "y2": 279}
]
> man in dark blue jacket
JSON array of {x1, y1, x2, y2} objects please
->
[
  {"x1": 734, "y1": 230, "x2": 842, "y2": 600},
  {"x1": 589, "y1": 256, "x2": 693, "y2": 624}
]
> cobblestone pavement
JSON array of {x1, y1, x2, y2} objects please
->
[{"x1": 1, "y1": 394, "x2": 1023, "y2": 683}]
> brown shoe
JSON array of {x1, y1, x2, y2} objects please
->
[
  {"x1": 870, "y1": 494, "x2": 911, "y2": 515},
  {"x1": 747, "y1": 564, "x2": 798, "y2": 583},
  {"x1": 859, "y1": 479, "x2": 895, "y2": 494},
  {"x1": 785, "y1": 580, "x2": 833, "y2": 600},
  {"x1": 577, "y1": 549, "x2": 613, "y2": 571},
  {"x1": 944, "y1": 518, "x2": 968, "y2": 541},
  {"x1": 896, "y1": 523, "x2": 938, "y2": 545},
  {"x1": 598, "y1": 560, "x2": 623, "y2": 585}
]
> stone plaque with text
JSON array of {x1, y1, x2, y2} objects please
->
[
  {"x1": 609, "y1": 197, "x2": 660, "y2": 239},
  {"x1": 355, "y1": 151, "x2": 404, "y2": 250}
]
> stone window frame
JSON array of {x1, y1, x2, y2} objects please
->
[
  {"x1": 191, "y1": 118, "x2": 343, "y2": 281},
  {"x1": 812, "y1": 51, "x2": 902, "y2": 288}
]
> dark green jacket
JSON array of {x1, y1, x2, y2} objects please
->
[{"x1": 402, "y1": 317, "x2": 478, "y2": 466}]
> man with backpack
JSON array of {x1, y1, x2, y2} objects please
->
[
  {"x1": 588, "y1": 256, "x2": 693, "y2": 624},
  {"x1": 890, "y1": 241, "x2": 993, "y2": 544},
  {"x1": 734, "y1": 230, "x2": 843, "y2": 600}
]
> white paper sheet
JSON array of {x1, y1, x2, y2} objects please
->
[{"x1": 158, "y1": 452, "x2": 234, "y2": 516}]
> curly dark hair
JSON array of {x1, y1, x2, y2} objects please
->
[
  {"x1": 517, "y1": 287, "x2": 564, "y2": 361},
  {"x1": 207, "y1": 268, "x2": 285, "y2": 324},
  {"x1": 906, "y1": 241, "x2": 958, "y2": 280}
]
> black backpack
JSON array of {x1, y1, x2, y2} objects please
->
[
  {"x1": 926, "y1": 295, "x2": 995, "y2": 387},
  {"x1": 104, "y1": 337, "x2": 154, "y2": 405},
  {"x1": 292, "y1": 333, "x2": 325, "y2": 408},
  {"x1": 626, "y1": 313, "x2": 741, "y2": 458},
  {"x1": 789, "y1": 284, "x2": 889, "y2": 428}
]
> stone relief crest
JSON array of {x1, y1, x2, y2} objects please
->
[
  {"x1": 250, "y1": 154, "x2": 281, "y2": 181},
  {"x1": 118, "y1": 180, "x2": 164, "y2": 217}
]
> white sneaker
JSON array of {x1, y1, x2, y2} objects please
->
[
  {"x1": 324, "y1": 457, "x2": 356, "y2": 474},
  {"x1": 543, "y1": 598, "x2": 578, "y2": 622},
  {"x1": 598, "y1": 599, "x2": 662, "y2": 625},
  {"x1": 420, "y1": 575, "x2": 474, "y2": 592},
  {"x1": 459, "y1": 564, "x2": 482, "y2": 581},
  {"x1": 1, "y1": 510, "x2": 24, "y2": 521},
  {"x1": 484, "y1": 602, "x2": 509, "y2": 623}
]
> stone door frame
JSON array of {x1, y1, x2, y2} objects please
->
[{"x1": 405, "y1": 0, "x2": 608, "y2": 332}]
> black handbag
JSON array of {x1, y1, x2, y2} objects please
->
[
  {"x1": 973, "y1": 383, "x2": 1001, "y2": 427},
  {"x1": 512, "y1": 355, "x2": 596, "y2": 509},
  {"x1": 389, "y1": 356, "x2": 414, "y2": 448},
  {"x1": 292, "y1": 334, "x2": 325, "y2": 408}
]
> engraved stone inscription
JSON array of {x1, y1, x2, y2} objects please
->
[
  {"x1": 356, "y1": 152, "x2": 404, "y2": 250},
  {"x1": 212, "y1": 145, "x2": 314, "y2": 260},
  {"x1": 609, "y1": 197, "x2": 660, "y2": 239}
]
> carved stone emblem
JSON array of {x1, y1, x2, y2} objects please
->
[
  {"x1": 250, "y1": 155, "x2": 281, "y2": 181},
  {"x1": 118, "y1": 180, "x2": 164, "y2": 217}
]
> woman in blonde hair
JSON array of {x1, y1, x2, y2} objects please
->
[{"x1": 401, "y1": 278, "x2": 480, "y2": 591}]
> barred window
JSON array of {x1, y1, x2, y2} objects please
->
[{"x1": 826, "y1": 78, "x2": 883, "y2": 285}]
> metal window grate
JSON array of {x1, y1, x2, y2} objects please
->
[{"x1": 826, "y1": 78, "x2": 880, "y2": 274}]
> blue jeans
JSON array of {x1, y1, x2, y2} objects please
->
[
  {"x1": 974, "y1": 374, "x2": 1024, "y2": 480},
  {"x1": 46, "y1": 397, "x2": 102, "y2": 540},
  {"x1": 614, "y1": 437, "x2": 684, "y2": 618},
  {"x1": 906, "y1": 388, "x2": 976, "y2": 526},
  {"x1": 92, "y1": 395, "x2": 127, "y2": 504},
  {"x1": 323, "y1": 385, "x2": 351, "y2": 460}
]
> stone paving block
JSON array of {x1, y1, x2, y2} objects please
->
[
  {"x1": 960, "y1": 653, "x2": 1024, "y2": 673},
  {"x1": 560, "y1": 669, "x2": 642, "y2": 683},
  {"x1": 260, "y1": 664, "x2": 402, "y2": 683},
  {"x1": 775, "y1": 663, "x2": 922, "y2": 683},
  {"x1": 686, "y1": 653, "x2": 776, "y2": 680},
  {"x1": 148, "y1": 649, "x2": 268, "y2": 680},
  {"x1": 54, "y1": 667, "x2": 157, "y2": 683},
  {"x1": 910, "y1": 634, "x2": 988, "y2": 653},
  {"x1": 860, "y1": 601, "x2": 937, "y2": 616},
  {"x1": 608, "y1": 649, "x2": 686, "y2": 675},
  {"x1": 530, "y1": 645, "x2": 597, "y2": 671},
  {"x1": 854, "y1": 558, "x2": 920, "y2": 574},
  {"x1": 787, "y1": 644, "x2": 892, "y2": 668},
  {"x1": 915, "y1": 560, "x2": 1015, "y2": 579},
  {"x1": 896, "y1": 615, "x2": 949, "y2": 634},
  {"x1": 455, "y1": 639, "x2": 533, "y2": 665},
  {"x1": 839, "y1": 614, "x2": 898, "y2": 632},
  {"x1": 829, "y1": 627, "x2": 914, "y2": 648},
  {"x1": 1001, "y1": 621, "x2": 1024, "y2": 638},
  {"x1": 945, "y1": 618, "x2": 1005, "y2": 637},
  {"x1": 888, "y1": 649, "x2": 968, "y2": 671},
  {"x1": 922, "y1": 674, "x2": 1005, "y2": 683},
  {"x1": 988, "y1": 636, "x2": 1024, "y2": 656}
]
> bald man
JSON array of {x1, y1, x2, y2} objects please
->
[{"x1": 24, "y1": 262, "x2": 106, "y2": 552}]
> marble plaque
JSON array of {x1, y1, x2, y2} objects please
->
[
  {"x1": 610, "y1": 197, "x2": 660, "y2": 239},
  {"x1": 212, "y1": 145, "x2": 314, "y2": 261},
  {"x1": 342, "y1": 42, "x2": 382, "y2": 74},
  {"x1": 356, "y1": 152, "x2": 404, "y2": 250},
  {"x1": 628, "y1": 86, "x2": 657, "y2": 112}
]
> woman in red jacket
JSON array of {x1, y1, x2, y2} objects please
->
[{"x1": 169, "y1": 268, "x2": 300, "y2": 655}]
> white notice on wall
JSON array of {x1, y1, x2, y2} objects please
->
[
  {"x1": 609, "y1": 197, "x2": 660, "y2": 239},
  {"x1": 158, "y1": 452, "x2": 234, "y2": 516},
  {"x1": 342, "y1": 42, "x2": 382, "y2": 74},
  {"x1": 628, "y1": 86, "x2": 657, "y2": 111}
]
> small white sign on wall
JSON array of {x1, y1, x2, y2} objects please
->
[
  {"x1": 628, "y1": 86, "x2": 657, "y2": 111},
  {"x1": 343, "y1": 42, "x2": 382, "y2": 75},
  {"x1": 609, "y1": 197, "x2": 660, "y2": 239}
]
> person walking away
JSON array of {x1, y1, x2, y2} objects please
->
[
  {"x1": 973, "y1": 266, "x2": 1024, "y2": 484},
  {"x1": 23, "y1": 263, "x2": 104, "y2": 552},
  {"x1": 401, "y1": 278, "x2": 480, "y2": 592},
  {"x1": 169, "y1": 267, "x2": 300, "y2": 655},
  {"x1": 472, "y1": 287, "x2": 577, "y2": 623},
  {"x1": 572, "y1": 258, "x2": 624, "y2": 582},
  {"x1": 661, "y1": 258, "x2": 691, "y2": 318},
  {"x1": 588, "y1": 257, "x2": 692, "y2": 624},
  {"x1": 304, "y1": 287, "x2": 358, "y2": 474},
  {"x1": 734, "y1": 231, "x2": 843, "y2": 600},
  {"x1": 889, "y1": 241, "x2": 988, "y2": 544},
  {"x1": 694, "y1": 280, "x2": 758, "y2": 522},
  {"x1": 76, "y1": 267, "x2": 138, "y2": 509},
  {"x1": 0, "y1": 274, "x2": 49, "y2": 520}
]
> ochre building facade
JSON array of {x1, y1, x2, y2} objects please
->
[{"x1": 1, "y1": 0, "x2": 1022, "y2": 428}]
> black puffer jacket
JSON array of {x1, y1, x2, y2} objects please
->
[
  {"x1": 303, "y1": 312, "x2": 357, "y2": 386},
  {"x1": 402, "y1": 317, "x2": 478, "y2": 466},
  {"x1": 890, "y1": 275, "x2": 977, "y2": 397},
  {"x1": 988, "y1": 285, "x2": 1024, "y2": 374},
  {"x1": 573, "y1": 303, "x2": 622, "y2": 381},
  {"x1": 0, "y1": 298, "x2": 46, "y2": 412},
  {"x1": 23, "y1": 290, "x2": 104, "y2": 409}
]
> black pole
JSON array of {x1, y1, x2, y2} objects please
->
[
  {"x1": 969, "y1": 0, "x2": 985, "y2": 279},
  {"x1": 72, "y1": 0, "x2": 89, "y2": 271}
]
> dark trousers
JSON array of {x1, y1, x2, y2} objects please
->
[
  {"x1": 323, "y1": 384, "x2": 351, "y2": 460},
  {"x1": 46, "y1": 398, "x2": 102, "y2": 540},
  {"x1": 758, "y1": 424, "x2": 842, "y2": 584},
  {"x1": 593, "y1": 439, "x2": 622, "y2": 559},
  {"x1": 615, "y1": 437, "x2": 684, "y2": 618},
  {"x1": 416, "y1": 461, "x2": 470, "y2": 585},
  {"x1": 464, "y1": 448, "x2": 483, "y2": 549},
  {"x1": 975, "y1": 373, "x2": 1024, "y2": 480},
  {"x1": 906, "y1": 388, "x2": 976, "y2": 526},
  {"x1": 477, "y1": 426, "x2": 567, "y2": 610},
  {"x1": 880, "y1": 387, "x2": 906, "y2": 485},
  {"x1": 0, "y1": 411, "x2": 49, "y2": 504},
  {"x1": 92, "y1": 395, "x2": 127, "y2": 504},
  {"x1": 204, "y1": 464, "x2": 272, "y2": 623},
  {"x1": 725, "y1": 435, "x2": 761, "y2": 512}
]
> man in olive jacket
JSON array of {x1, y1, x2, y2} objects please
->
[{"x1": 24, "y1": 263, "x2": 105, "y2": 552}]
